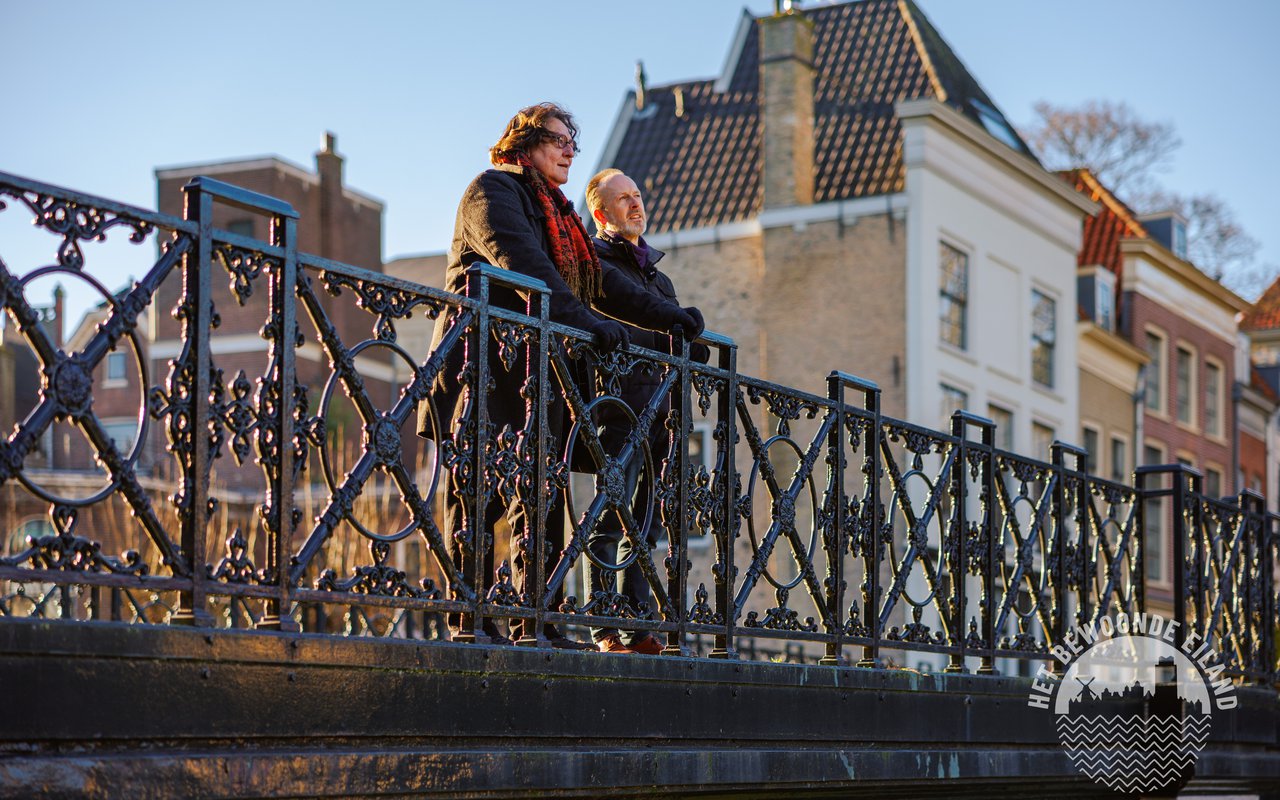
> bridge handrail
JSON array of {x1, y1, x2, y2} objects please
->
[{"x1": 0, "y1": 171, "x2": 1274, "y2": 682}]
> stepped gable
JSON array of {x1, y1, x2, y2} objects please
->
[{"x1": 609, "y1": 0, "x2": 1034, "y2": 234}]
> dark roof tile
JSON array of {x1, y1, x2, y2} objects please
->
[{"x1": 607, "y1": 0, "x2": 1032, "y2": 233}]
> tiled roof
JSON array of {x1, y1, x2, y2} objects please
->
[
  {"x1": 606, "y1": 0, "x2": 1035, "y2": 234},
  {"x1": 1058, "y1": 169, "x2": 1147, "y2": 284},
  {"x1": 1252, "y1": 364, "x2": 1280, "y2": 404},
  {"x1": 1242, "y1": 275, "x2": 1280, "y2": 332}
]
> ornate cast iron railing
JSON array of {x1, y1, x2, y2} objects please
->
[{"x1": 0, "y1": 170, "x2": 1274, "y2": 680}]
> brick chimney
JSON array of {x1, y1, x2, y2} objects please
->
[
  {"x1": 51, "y1": 283, "x2": 65, "y2": 348},
  {"x1": 315, "y1": 131, "x2": 343, "y2": 259},
  {"x1": 759, "y1": 6, "x2": 815, "y2": 209}
]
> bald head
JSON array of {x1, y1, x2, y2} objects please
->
[{"x1": 587, "y1": 169, "x2": 647, "y2": 244}]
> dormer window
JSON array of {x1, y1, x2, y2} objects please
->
[
  {"x1": 1095, "y1": 270, "x2": 1115, "y2": 332},
  {"x1": 1077, "y1": 266, "x2": 1116, "y2": 333},
  {"x1": 1172, "y1": 219, "x2": 1187, "y2": 261},
  {"x1": 1139, "y1": 211, "x2": 1189, "y2": 261}
]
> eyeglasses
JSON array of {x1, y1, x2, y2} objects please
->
[{"x1": 539, "y1": 129, "x2": 580, "y2": 154}]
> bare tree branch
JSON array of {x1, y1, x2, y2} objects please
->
[
  {"x1": 1025, "y1": 99, "x2": 1180, "y2": 196},
  {"x1": 1023, "y1": 98, "x2": 1275, "y2": 299}
]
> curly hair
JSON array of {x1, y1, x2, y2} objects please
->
[{"x1": 489, "y1": 102, "x2": 579, "y2": 167}]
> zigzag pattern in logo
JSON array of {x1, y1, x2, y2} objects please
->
[{"x1": 1056, "y1": 715, "x2": 1211, "y2": 793}]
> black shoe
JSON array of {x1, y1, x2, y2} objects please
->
[
  {"x1": 483, "y1": 620, "x2": 512, "y2": 646},
  {"x1": 450, "y1": 621, "x2": 511, "y2": 646},
  {"x1": 544, "y1": 624, "x2": 594, "y2": 651}
]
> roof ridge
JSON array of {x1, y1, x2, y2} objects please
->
[
  {"x1": 1073, "y1": 169, "x2": 1148, "y2": 239},
  {"x1": 896, "y1": 0, "x2": 947, "y2": 103}
]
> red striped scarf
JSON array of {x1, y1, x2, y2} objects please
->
[{"x1": 498, "y1": 152, "x2": 602, "y2": 304}]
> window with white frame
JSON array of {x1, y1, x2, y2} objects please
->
[
  {"x1": 1205, "y1": 466, "x2": 1222, "y2": 499},
  {"x1": 987, "y1": 404, "x2": 1013, "y2": 451},
  {"x1": 939, "y1": 383, "x2": 968, "y2": 428},
  {"x1": 102, "y1": 421, "x2": 137, "y2": 453},
  {"x1": 1031, "y1": 290, "x2": 1056, "y2": 388},
  {"x1": 1144, "y1": 329, "x2": 1166, "y2": 412},
  {"x1": 1081, "y1": 426, "x2": 1100, "y2": 474},
  {"x1": 1110, "y1": 436, "x2": 1128, "y2": 484},
  {"x1": 1095, "y1": 268, "x2": 1116, "y2": 332},
  {"x1": 1175, "y1": 345, "x2": 1195, "y2": 427},
  {"x1": 1032, "y1": 422, "x2": 1055, "y2": 460},
  {"x1": 1204, "y1": 359, "x2": 1223, "y2": 437},
  {"x1": 938, "y1": 242, "x2": 968, "y2": 350},
  {"x1": 106, "y1": 351, "x2": 127, "y2": 384}
]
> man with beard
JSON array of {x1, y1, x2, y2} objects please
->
[{"x1": 583, "y1": 168, "x2": 707, "y2": 654}]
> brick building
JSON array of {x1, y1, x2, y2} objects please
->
[
  {"x1": 152, "y1": 135, "x2": 394, "y2": 493},
  {"x1": 1239, "y1": 278, "x2": 1280, "y2": 509},
  {"x1": 5, "y1": 137, "x2": 399, "y2": 565},
  {"x1": 591, "y1": 0, "x2": 1095, "y2": 669},
  {"x1": 1062, "y1": 169, "x2": 1253, "y2": 613},
  {"x1": 592, "y1": 0, "x2": 1093, "y2": 452}
]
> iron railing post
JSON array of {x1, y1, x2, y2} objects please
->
[
  {"x1": 1172, "y1": 464, "x2": 1200, "y2": 650},
  {"x1": 528, "y1": 270, "x2": 550, "y2": 647},
  {"x1": 945, "y1": 411, "x2": 968, "y2": 674},
  {"x1": 261, "y1": 206, "x2": 301, "y2": 632},
  {"x1": 819, "y1": 372, "x2": 849, "y2": 666},
  {"x1": 172, "y1": 181, "x2": 216, "y2": 627},
  {"x1": 1266, "y1": 509, "x2": 1278, "y2": 684},
  {"x1": 665, "y1": 331, "x2": 694, "y2": 656},
  {"x1": 1051, "y1": 441, "x2": 1087, "y2": 673},
  {"x1": 973, "y1": 414, "x2": 996, "y2": 675},
  {"x1": 857, "y1": 376, "x2": 881, "y2": 669},
  {"x1": 456, "y1": 268, "x2": 492, "y2": 643},
  {"x1": 709, "y1": 337, "x2": 738, "y2": 660},
  {"x1": 1132, "y1": 467, "x2": 1153, "y2": 625}
]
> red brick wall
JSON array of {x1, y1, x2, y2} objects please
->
[{"x1": 1125, "y1": 291, "x2": 1235, "y2": 484}]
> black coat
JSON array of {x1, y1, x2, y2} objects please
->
[
  {"x1": 591, "y1": 234, "x2": 708, "y2": 445},
  {"x1": 418, "y1": 166, "x2": 687, "y2": 443}
]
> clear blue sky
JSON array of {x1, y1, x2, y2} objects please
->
[{"x1": 3, "y1": 0, "x2": 1276, "y2": 326}]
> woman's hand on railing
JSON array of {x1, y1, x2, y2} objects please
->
[{"x1": 589, "y1": 318, "x2": 630, "y2": 351}]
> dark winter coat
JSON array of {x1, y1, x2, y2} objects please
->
[
  {"x1": 417, "y1": 166, "x2": 688, "y2": 443},
  {"x1": 591, "y1": 234, "x2": 709, "y2": 445}
]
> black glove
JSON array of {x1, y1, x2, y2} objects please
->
[
  {"x1": 589, "y1": 319, "x2": 630, "y2": 351},
  {"x1": 678, "y1": 306, "x2": 705, "y2": 339},
  {"x1": 690, "y1": 342, "x2": 711, "y2": 364}
]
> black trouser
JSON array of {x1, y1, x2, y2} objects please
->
[
  {"x1": 586, "y1": 425, "x2": 658, "y2": 645},
  {"x1": 442, "y1": 403, "x2": 569, "y2": 638}
]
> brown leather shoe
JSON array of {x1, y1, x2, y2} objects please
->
[
  {"x1": 597, "y1": 634, "x2": 636, "y2": 654},
  {"x1": 626, "y1": 634, "x2": 664, "y2": 655}
]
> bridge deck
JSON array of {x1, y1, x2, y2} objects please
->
[{"x1": 2, "y1": 619, "x2": 1277, "y2": 798}]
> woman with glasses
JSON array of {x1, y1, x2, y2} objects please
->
[{"x1": 420, "y1": 102, "x2": 697, "y2": 649}]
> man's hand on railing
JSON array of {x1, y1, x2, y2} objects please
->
[
  {"x1": 677, "y1": 306, "x2": 705, "y2": 339},
  {"x1": 589, "y1": 318, "x2": 630, "y2": 351}
]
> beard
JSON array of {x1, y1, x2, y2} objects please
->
[{"x1": 614, "y1": 216, "x2": 646, "y2": 241}]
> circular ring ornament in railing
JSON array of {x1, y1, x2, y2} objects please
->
[
  {"x1": 15, "y1": 265, "x2": 150, "y2": 507},
  {"x1": 886, "y1": 468, "x2": 944, "y2": 609},
  {"x1": 999, "y1": 491, "x2": 1049, "y2": 620},
  {"x1": 565, "y1": 395, "x2": 655, "y2": 573},
  {"x1": 745, "y1": 434, "x2": 818, "y2": 592},
  {"x1": 316, "y1": 337, "x2": 430, "y2": 543},
  {"x1": 1091, "y1": 513, "x2": 1132, "y2": 604}
]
